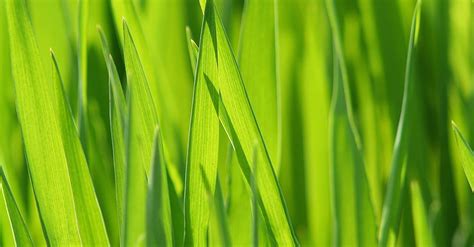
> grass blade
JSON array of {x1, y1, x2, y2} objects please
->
[
  {"x1": 410, "y1": 180, "x2": 436, "y2": 247},
  {"x1": 147, "y1": 127, "x2": 174, "y2": 247},
  {"x1": 183, "y1": 0, "x2": 220, "y2": 244},
  {"x1": 6, "y1": 0, "x2": 109, "y2": 244},
  {"x1": 325, "y1": 0, "x2": 378, "y2": 245},
  {"x1": 0, "y1": 167, "x2": 33, "y2": 246},
  {"x1": 197, "y1": 0, "x2": 298, "y2": 244},
  {"x1": 452, "y1": 123, "x2": 474, "y2": 191},
  {"x1": 238, "y1": 0, "x2": 281, "y2": 171},
  {"x1": 98, "y1": 26, "x2": 127, "y2": 240},
  {"x1": 122, "y1": 18, "x2": 161, "y2": 246},
  {"x1": 378, "y1": 2, "x2": 421, "y2": 247}
]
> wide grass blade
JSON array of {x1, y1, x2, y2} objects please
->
[
  {"x1": 147, "y1": 127, "x2": 174, "y2": 247},
  {"x1": 452, "y1": 123, "x2": 474, "y2": 191},
  {"x1": 0, "y1": 167, "x2": 33, "y2": 246},
  {"x1": 122, "y1": 18, "x2": 161, "y2": 246},
  {"x1": 195, "y1": 0, "x2": 298, "y2": 245},
  {"x1": 378, "y1": 2, "x2": 421, "y2": 247},
  {"x1": 238, "y1": 0, "x2": 281, "y2": 171},
  {"x1": 6, "y1": 0, "x2": 109, "y2": 244},
  {"x1": 410, "y1": 180, "x2": 436, "y2": 247},
  {"x1": 183, "y1": 0, "x2": 220, "y2": 244}
]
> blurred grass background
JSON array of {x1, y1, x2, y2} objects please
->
[{"x1": 0, "y1": 0, "x2": 473, "y2": 246}]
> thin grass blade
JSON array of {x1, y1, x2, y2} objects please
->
[
  {"x1": 452, "y1": 123, "x2": 474, "y2": 191},
  {"x1": 0, "y1": 167, "x2": 33, "y2": 246},
  {"x1": 410, "y1": 180, "x2": 436, "y2": 247}
]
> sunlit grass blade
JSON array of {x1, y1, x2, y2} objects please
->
[
  {"x1": 183, "y1": 1, "x2": 220, "y2": 244},
  {"x1": 147, "y1": 127, "x2": 173, "y2": 247},
  {"x1": 98, "y1": 26, "x2": 127, "y2": 239},
  {"x1": 326, "y1": 0, "x2": 378, "y2": 245},
  {"x1": 452, "y1": 123, "x2": 474, "y2": 191},
  {"x1": 378, "y1": 2, "x2": 421, "y2": 247},
  {"x1": 410, "y1": 180, "x2": 436, "y2": 247},
  {"x1": 238, "y1": 0, "x2": 280, "y2": 171},
  {"x1": 6, "y1": 0, "x2": 109, "y2": 244},
  {"x1": 122, "y1": 18, "x2": 161, "y2": 246},
  {"x1": 0, "y1": 167, "x2": 33, "y2": 246},
  {"x1": 196, "y1": 0, "x2": 298, "y2": 244}
]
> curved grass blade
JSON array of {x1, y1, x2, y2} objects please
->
[
  {"x1": 6, "y1": 0, "x2": 108, "y2": 244},
  {"x1": 378, "y1": 2, "x2": 422, "y2": 247},
  {"x1": 147, "y1": 127, "x2": 173, "y2": 247},
  {"x1": 122, "y1": 18, "x2": 161, "y2": 246},
  {"x1": 97, "y1": 26, "x2": 127, "y2": 239},
  {"x1": 186, "y1": 26, "x2": 199, "y2": 75},
  {"x1": 183, "y1": 1, "x2": 220, "y2": 244},
  {"x1": 452, "y1": 123, "x2": 474, "y2": 191},
  {"x1": 197, "y1": 0, "x2": 298, "y2": 244},
  {"x1": 0, "y1": 167, "x2": 34, "y2": 246},
  {"x1": 238, "y1": 0, "x2": 280, "y2": 171},
  {"x1": 410, "y1": 180, "x2": 436, "y2": 247}
]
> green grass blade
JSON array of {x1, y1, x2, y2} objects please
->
[
  {"x1": 325, "y1": 0, "x2": 378, "y2": 245},
  {"x1": 197, "y1": 0, "x2": 298, "y2": 244},
  {"x1": 410, "y1": 180, "x2": 436, "y2": 247},
  {"x1": 77, "y1": 0, "x2": 89, "y2": 139},
  {"x1": 452, "y1": 123, "x2": 474, "y2": 191},
  {"x1": 6, "y1": 0, "x2": 109, "y2": 244},
  {"x1": 183, "y1": 1, "x2": 220, "y2": 244},
  {"x1": 147, "y1": 127, "x2": 173, "y2": 247},
  {"x1": 378, "y1": 2, "x2": 421, "y2": 247},
  {"x1": 186, "y1": 26, "x2": 199, "y2": 75},
  {"x1": 97, "y1": 26, "x2": 127, "y2": 239},
  {"x1": 122, "y1": 18, "x2": 160, "y2": 246},
  {"x1": 0, "y1": 167, "x2": 34, "y2": 246},
  {"x1": 238, "y1": 0, "x2": 280, "y2": 171}
]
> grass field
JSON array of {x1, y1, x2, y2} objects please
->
[{"x1": 0, "y1": 0, "x2": 473, "y2": 246}]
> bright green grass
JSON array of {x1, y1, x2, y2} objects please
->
[{"x1": 0, "y1": 0, "x2": 473, "y2": 246}]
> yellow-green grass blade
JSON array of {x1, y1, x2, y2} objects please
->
[
  {"x1": 6, "y1": 0, "x2": 108, "y2": 244},
  {"x1": 326, "y1": 0, "x2": 378, "y2": 245},
  {"x1": 197, "y1": 0, "x2": 298, "y2": 244},
  {"x1": 378, "y1": 2, "x2": 421, "y2": 247},
  {"x1": 452, "y1": 123, "x2": 474, "y2": 191},
  {"x1": 0, "y1": 167, "x2": 33, "y2": 246},
  {"x1": 51, "y1": 50, "x2": 110, "y2": 245},
  {"x1": 238, "y1": 0, "x2": 280, "y2": 171},
  {"x1": 122, "y1": 18, "x2": 160, "y2": 246},
  {"x1": 183, "y1": 0, "x2": 220, "y2": 244},
  {"x1": 147, "y1": 127, "x2": 174, "y2": 247},
  {"x1": 98, "y1": 26, "x2": 127, "y2": 239},
  {"x1": 410, "y1": 180, "x2": 436, "y2": 247},
  {"x1": 202, "y1": 169, "x2": 231, "y2": 246},
  {"x1": 110, "y1": 1, "x2": 185, "y2": 190}
]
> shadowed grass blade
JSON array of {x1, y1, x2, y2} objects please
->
[
  {"x1": 378, "y1": 2, "x2": 421, "y2": 247},
  {"x1": 97, "y1": 26, "x2": 127, "y2": 240},
  {"x1": 410, "y1": 180, "x2": 436, "y2": 247},
  {"x1": 147, "y1": 127, "x2": 173, "y2": 247}
]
